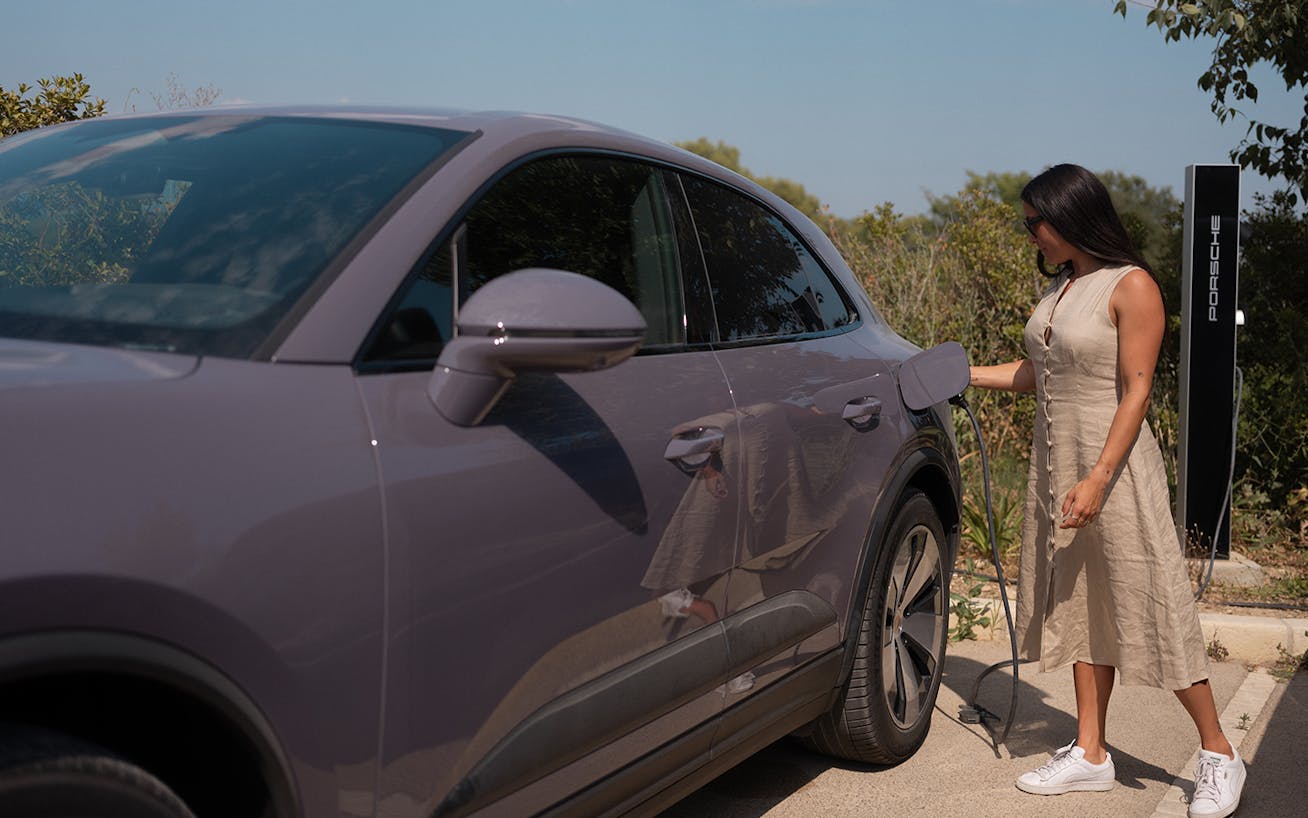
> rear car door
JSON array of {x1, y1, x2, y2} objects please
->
[
  {"x1": 673, "y1": 173, "x2": 906, "y2": 706},
  {"x1": 355, "y1": 154, "x2": 739, "y2": 815}
]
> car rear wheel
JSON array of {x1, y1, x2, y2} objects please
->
[
  {"x1": 801, "y1": 488, "x2": 950, "y2": 764},
  {"x1": 0, "y1": 725, "x2": 195, "y2": 818}
]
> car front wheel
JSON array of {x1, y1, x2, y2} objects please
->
[
  {"x1": 0, "y1": 725, "x2": 196, "y2": 818},
  {"x1": 801, "y1": 488, "x2": 950, "y2": 765}
]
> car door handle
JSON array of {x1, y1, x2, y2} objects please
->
[
  {"x1": 664, "y1": 426, "x2": 725, "y2": 465},
  {"x1": 813, "y1": 375, "x2": 886, "y2": 431},
  {"x1": 842, "y1": 397, "x2": 882, "y2": 422}
]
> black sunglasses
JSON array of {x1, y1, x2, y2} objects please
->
[{"x1": 1022, "y1": 215, "x2": 1045, "y2": 236}]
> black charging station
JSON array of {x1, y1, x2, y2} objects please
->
[{"x1": 1177, "y1": 164, "x2": 1241, "y2": 560}]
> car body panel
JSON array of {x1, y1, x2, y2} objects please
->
[
  {"x1": 0, "y1": 353, "x2": 385, "y2": 815},
  {"x1": 711, "y1": 333, "x2": 906, "y2": 701},
  {"x1": 359, "y1": 353, "x2": 739, "y2": 812},
  {"x1": 0, "y1": 338, "x2": 199, "y2": 390}
]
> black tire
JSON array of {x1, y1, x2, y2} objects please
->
[
  {"x1": 0, "y1": 725, "x2": 195, "y2": 818},
  {"x1": 801, "y1": 489, "x2": 950, "y2": 765}
]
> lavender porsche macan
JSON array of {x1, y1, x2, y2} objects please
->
[{"x1": 0, "y1": 108, "x2": 961, "y2": 817}]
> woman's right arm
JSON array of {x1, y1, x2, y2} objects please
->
[{"x1": 969, "y1": 360, "x2": 1035, "y2": 393}]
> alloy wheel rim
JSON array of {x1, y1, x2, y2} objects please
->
[{"x1": 880, "y1": 523, "x2": 945, "y2": 730}]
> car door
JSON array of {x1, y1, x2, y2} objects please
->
[
  {"x1": 355, "y1": 154, "x2": 739, "y2": 816},
  {"x1": 673, "y1": 173, "x2": 907, "y2": 705}
]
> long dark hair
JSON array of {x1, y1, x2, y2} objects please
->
[{"x1": 1021, "y1": 164, "x2": 1154, "y2": 280}]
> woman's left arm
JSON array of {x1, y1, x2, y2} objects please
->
[{"x1": 1060, "y1": 269, "x2": 1165, "y2": 529}]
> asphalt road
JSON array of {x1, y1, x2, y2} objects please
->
[{"x1": 661, "y1": 638, "x2": 1304, "y2": 817}]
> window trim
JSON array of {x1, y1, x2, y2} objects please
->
[{"x1": 663, "y1": 171, "x2": 719, "y2": 349}]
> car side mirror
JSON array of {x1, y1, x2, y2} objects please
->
[{"x1": 429, "y1": 268, "x2": 646, "y2": 426}]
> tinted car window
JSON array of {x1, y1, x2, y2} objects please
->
[
  {"x1": 0, "y1": 116, "x2": 467, "y2": 357},
  {"x1": 365, "y1": 154, "x2": 685, "y2": 365},
  {"x1": 679, "y1": 174, "x2": 856, "y2": 343}
]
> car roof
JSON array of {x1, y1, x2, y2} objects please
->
[
  {"x1": 125, "y1": 103, "x2": 630, "y2": 135},
  {"x1": 96, "y1": 104, "x2": 779, "y2": 207}
]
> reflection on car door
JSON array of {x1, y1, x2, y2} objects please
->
[
  {"x1": 677, "y1": 174, "x2": 905, "y2": 704},
  {"x1": 356, "y1": 155, "x2": 741, "y2": 815}
]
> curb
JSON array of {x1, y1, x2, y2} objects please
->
[
  {"x1": 1200, "y1": 612, "x2": 1308, "y2": 665},
  {"x1": 949, "y1": 597, "x2": 1308, "y2": 666}
]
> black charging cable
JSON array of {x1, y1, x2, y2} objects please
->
[{"x1": 951, "y1": 393, "x2": 1023, "y2": 749}]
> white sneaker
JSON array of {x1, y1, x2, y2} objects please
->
[
  {"x1": 1015, "y1": 740, "x2": 1116, "y2": 795},
  {"x1": 1189, "y1": 748, "x2": 1246, "y2": 818}
]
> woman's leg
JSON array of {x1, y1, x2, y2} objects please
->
[
  {"x1": 1174, "y1": 680, "x2": 1234, "y2": 758},
  {"x1": 1073, "y1": 661, "x2": 1115, "y2": 763},
  {"x1": 1015, "y1": 661, "x2": 1118, "y2": 794}
]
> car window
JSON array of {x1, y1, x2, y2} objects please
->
[
  {"x1": 678, "y1": 174, "x2": 856, "y2": 343},
  {"x1": 363, "y1": 154, "x2": 686, "y2": 366},
  {"x1": 0, "y1": 116, "x2": 469, "y2": 358}
]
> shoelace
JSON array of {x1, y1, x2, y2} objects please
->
[
  {"x1": 1036, "y1": 746, "x2": 1079, "y2": 778},
  {"x1": 1193, "y1": 755, "x2": 1225, "y2": 803}
]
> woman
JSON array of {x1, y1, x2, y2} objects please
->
[{"x1": 969, "y1": 164, "x2": 1245, "y2": 818}]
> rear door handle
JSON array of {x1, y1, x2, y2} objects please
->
[
  {"x1": 841, "y1": 396, "x2": 882, "y2": 423},
  {"x1": 813, "y1": 374, "x2": 887, "y2": 430}
]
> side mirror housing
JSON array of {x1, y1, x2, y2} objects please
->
[{"x1": 429, "y1": 268, "x2": 646, "y2": 425}]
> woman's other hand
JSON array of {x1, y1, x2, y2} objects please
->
[{"x1": 1060, "y1": 473, "x2": 1108, "y2": 529}]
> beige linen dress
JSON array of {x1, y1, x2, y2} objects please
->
[{"x1": 1015, "y1": 263, "x2": 1210, "y2": 690}]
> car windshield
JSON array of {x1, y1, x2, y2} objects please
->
[{"x1": 0, "y1": 115, "x2": 469, "y2": 357}]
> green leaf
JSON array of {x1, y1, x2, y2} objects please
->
[{"x1": 1180, "y1": 3, "x2": 1200, "y2": 15}]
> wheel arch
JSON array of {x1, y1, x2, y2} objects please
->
[
  {"x1": 837, "y1": 431, "x2": 961, "y2": 686},
  {"x1": 0, "y1": 630, "x2": 300, "y2": 818}
]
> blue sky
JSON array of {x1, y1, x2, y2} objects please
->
[{"x1": 4, "y1": 0, "x2": 1299, "y2": 216}]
